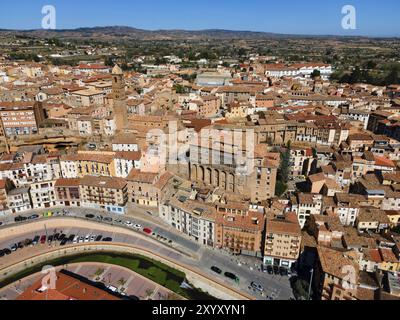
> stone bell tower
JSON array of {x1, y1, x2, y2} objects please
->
[{"x1": 112, "y1": 64, "x2": 127, "y2": 132}]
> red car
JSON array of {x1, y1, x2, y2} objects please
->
[
  {"x1": 40, "y1": 235, "x2": 47, "y2": 244},
  {"x1": 143, "y1": 228, "x2": 152, "y2": 235}
]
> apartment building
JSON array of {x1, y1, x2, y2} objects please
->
[
  {"x1": 0, "y1": 101, "x2": 46, "y2": 137},
  {"x1": 127, "y1": 170, "x2": 172, "y2": 208},
  {"x1": 24, "y1": 154, "x2": 62, "y2": 184},
  {"x1": 215, "y1": 209, "x2": 265, "y2": 257},
  {"x1": 265, "y1": 63, "x2": 333, "y2": 79},
  {"x1": 292, "y1": 193, "x2": 323, "y2": 229},
  {"x1": 314, "y1": 246, "x2": 359, "y2": 300},
  {"x1": 160, "y1": 194, "x2": 216, "y2": 247},
  {"x1": 0, "y1": 179, "x2": 13, "y2": 214},
  {"x1": 60, "y1": 152, "x2": 115, "y2": 178},
  {"x1": 112, "y1": 134, "x2": 140, "y2": 152},
  {"x1": 70, "y1": 89, "x2": 104, "y2": 107},
  {"x1": 216, "y1": 85, "x2": 262, "y2": 107},
  {"x1": 113, "y1": 151, "x2": 141, "y2": 178},
  {"x1": 290, "y1": 147, "x2": 314, "y2": 177},
  {"x1": 30, "y1": 180, "x2": 56, "y2": 209},
  {"x1": 333, "y1": 193, "x2": 363, "y2": 226},
  {"x1": 198, "y1": 95, "x2": 221, "y2": 118},
  {"x1": 54, "y1": 178, "x2": 81, "y2": 207},
  {"x1": 79, "y1": 176, "x2": 128, "y2": 214},
  {"x1": 6, "y1": 187, "x2": 32, "y2": 214},
  {"x1": 263, "y1": 212, "x2": 302, "y2": 268},
  {"x1": 356, "y1": 208, "x2": 391, "y2": 233}
]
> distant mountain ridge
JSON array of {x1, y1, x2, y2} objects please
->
[{"x1": 0, "y1": 26, "x2": 379, "y2": 41}]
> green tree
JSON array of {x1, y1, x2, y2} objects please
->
[
  {"x1": 279, "y1": 142, "x2": 292, "y2": 184},
  {"x1": 384, "y1": 68, "x2": 399, "y2": 85},
  {"x1": 174, "y1": 84, "x2": 187, "y2": 94},
  {"x1": 311, "y1": 69, "x2": 321, "y2": 79},
  {"x1": 293, "y1": 278, "x2": 312, "y2": 300}
]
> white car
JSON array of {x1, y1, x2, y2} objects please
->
[
  {"x1": 78, "y1": 236, "x2": 84, "y2": 243},
  {"x1": 84, "y1": 235, "x2": 90, "y2": 243},
  {"x1": 90, "y1": 235, "x2": 96, "y2": 242},
  {"x1": 133, "y1": 224, "x2": 142, "y2": 230},
  {"x1": 73, "y1": 236, "x2": 79, "y2": 244},
  {"x1": 125, "y1": 221, "x2": 134, "y2": 227}
]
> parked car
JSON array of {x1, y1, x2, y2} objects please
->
[
  {"x1": 58, "y1": 234, "x2": 66, "y2": 242},
  {"x1": 10, "y1": 244, "x2": 18, "y2": 252},
  {"x1": 73, "y1": 236, "x2": 79, "y2": 244},
  {"x1": 60, "y1": 239, "x2": 68, "y2": 246},
  {"x1": 47, "y1": 235, "x2": 54, "y2": 244},
  {"x1": 84, "y1": 235, "x2": 90, "y2": 243},
  {"x1": 133, "y1": 224, "x2": 142, "y2": 230},
  {"x1": 251, "y1": 282, "x2": 264, "y2": 292},
  {"x1": 32, "y1": 236, "x2": 40, "y2": 245},
  {"x1": 273, "y1": 266, "x2": 279, "y2": 275},
  {"x1": 95, "y1": 235, "x2": 103, "y2": 242},
  {"x1": 125, "y1": 221, "x2": 134, "y2": 227},
  {"x1": 211, "y1": 266, "x2": 222, "y2": 274},
  {"x1": 40, "y1": 235, "x2": 46, "y2": 244},
  {"x1": 103, "y1": 217, "x2": 112, "y2": 223},
  {"x1": 265, "y1": 265, "x2": 274, "y2": 275},
  {"x1": 143, "y1": 228, "x2": 152, "y2": 235},
  {"x1": 90, "y1": 235, "x2": 96, "y2": 242},
  {"x1": 0, "y1": 221, "x2": 3, "y2": 226},
  {"x1": 279, "y1": 267, "x2": 288, "y2": 276},
  {"x1": 43, "y1": 212, "x2": 53, "y2": 218},
  {"x1": 224, "y1": 272, "x2": 239, "y2": 283},
  {"x1": 78, "y1": 236, "x2": 84, "y2": 243},
  {"x1": 14, "y1": 216, "x2": 27, "y2": 222},
  {"x1": 0, "y1": 248, "x2": 11, "y2": 256},
  {"x1": 28, "y1": 214, "x2": 39, "y2": 220},
  {"x1": 85, "y1": 214, "x2": 95, "y2": 219},
  {"x1": 102, "y1": 237, "x2": 112, "y2": 242}
]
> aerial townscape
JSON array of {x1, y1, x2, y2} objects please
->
[{"x1": 0, "y1": 16, "x2": 400, "y2": 304}]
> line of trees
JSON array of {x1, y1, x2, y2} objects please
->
[{"x1": 332, "y1": 65, "x2": 400, "y2": 86}]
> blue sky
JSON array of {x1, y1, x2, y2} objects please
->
[{"x1": 0, "y1": 0, "x2": 398, "y2": 36}]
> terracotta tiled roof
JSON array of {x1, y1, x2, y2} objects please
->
[{"x1": 17, "y1": 271, "x2": 120, "y2": 301}]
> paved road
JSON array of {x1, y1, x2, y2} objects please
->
[{"x1": 0, "y1": 207, "x2": 294, "y2": 300}]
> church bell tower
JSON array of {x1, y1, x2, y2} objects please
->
[{"x1": 112, "y1": 64, "x2": 127, "y2": 132}]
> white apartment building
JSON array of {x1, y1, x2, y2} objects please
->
[
  {"x1": 60, "y1": 157, "x2": 79, "y2": 179},
  {"x1": 160, "y1": 195, "x2": 216, "y2": 247},
  {"x1": 113, "y1": 152, "x2": 141, "y2": 178},
  {"x1": 30, "y1": 180, "x2": 56, "y2": 209},
  {"x1": 7, "y1": 187, "x2": 32, "y2": 213},
  {"x1": 293, "y1": 193, "x2": 323, "y2": 229}
]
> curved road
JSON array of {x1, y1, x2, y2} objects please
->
[{"x1": 0, "y1": 208, "x2": 294, "y2": 300}]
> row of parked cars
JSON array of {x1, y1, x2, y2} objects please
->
[
  {"x1": 263, "y1": 265, "x2": 291, "y2": 277},
  {"x1": 211, "y1": 266, "x2": 240, "y2": 284},
  {"x1": 210, "y1": 265, "x2": 265, "y2": 294},
  {"x1": 14, "y1": 214, "x2": 39, "y2": 222},
  {"x1": 85, "y1": 214, "x2": 155, "y2": 238},
  {"x1": 72, "y1": 234, "x2": 113, "y2": 244},
  {"x1": 0, "y1": 232, "x2": 114, "y2": 257}
]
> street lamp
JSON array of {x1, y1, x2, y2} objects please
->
[{"x1": 308, "y1": 268, "x2": 314, "y2": 300}]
